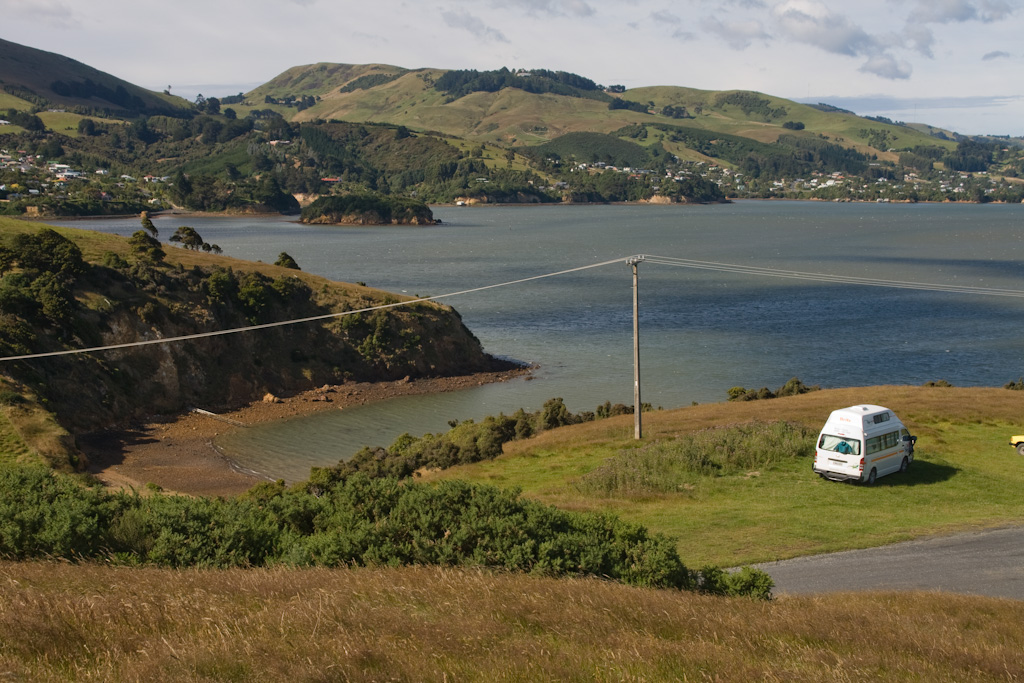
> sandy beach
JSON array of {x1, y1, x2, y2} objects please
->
[{"x1": 79, "y1": 368, "x2": 529, "y2": 498}]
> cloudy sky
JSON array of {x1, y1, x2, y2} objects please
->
[{"x1": 4, "y1": 0, "x2": 1022, "y2": 135}]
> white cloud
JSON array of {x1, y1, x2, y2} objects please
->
[
  {"x1": 902, "y1": 24, "x2": 935, "y2": 58},
  {"x1": 909, "y1": 0, "x2": 1017, "y2": 23},
  {"x1": 5, "y1": 0, "x2": 79, "y2": 28},
  {"x1": 441, "y1": 10, "x2": 510, "y2": 43},
  {"x1": 859, "y1": 53, "x2": 913, "y2": 80},
  {"x1": 772, "y1": 0, "x2": 877, "y2": 57},
  {"x1": 700, "y1": 15, "x2": 770, "y2": 50},
  {"x1": 489, "y1": 0, "x2": 595, "y2": 17}
]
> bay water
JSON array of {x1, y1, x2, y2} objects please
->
[{"x1": 50, "y1": 201, "x2": 1024, "y2": 482}]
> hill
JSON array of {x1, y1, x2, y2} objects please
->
[
  {"x1": 0, "y1": 217, "x2": 512, "y2": 464},
  {"x1": 284, "y1": 65, "x2": 949, "y2": 157},
  {"x1": 0, "y1": 37, "x2": 190, "y2": 117},
  {"x1": 3, "y1": 41, "x2": 1022, "y2": 215}
]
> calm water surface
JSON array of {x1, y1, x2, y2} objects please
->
[{"x1": 52, "y1": 201, "x2": 1024, "y2": 481}]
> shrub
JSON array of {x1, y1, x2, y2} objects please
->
[
  {"x1": 0, "y1": 463, "x2": 771, "y2": 598},
  {"x1": 727, "y1": 377, "x2": 820, "y2": 402}
]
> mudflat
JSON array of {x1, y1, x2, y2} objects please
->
[{"x1": 79, "y1": 369, "x2": 528, "y2": 498}]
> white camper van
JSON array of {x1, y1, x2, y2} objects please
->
[{"x1": 813, "y1": 405, "x2": 916, "y2": 484}]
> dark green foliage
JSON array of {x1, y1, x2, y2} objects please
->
[
  {"x1": 274, "y1": 252, "x2": 300, "y2": 270},
  {"x1": 944, "y1": 140, "x2": 996, "y2": 172},
  {"x1": 695, "y1": 566, "x2": 774, "y2": 599},
  {"x1": 0, "y1": 229, "x2": 87, "y2": 336},
  {"x1": 49, "y1": 78, "x2": 146, "y2": 112},
  {"x1": 2, "y1": 109, "x2": 45, "y2": 131},
  {"x1": 860, "y1": 128, "x2": 894, "y2": 151},
  {"x1": 661, "y1": 105, "x2": 690, "y2": 119},
  {"x1": 608, "y1": 98, "x2": 649, "y2": 113},
  {"x1": 0, "y1": 464, "x2": 118, "y2": 558},
  {"x1": 139, "y1": 211, "x2": 158, "y2": 238},
  {"x1": 1004, "y1": 378, "x2": 1024, "y2": 390},
  {"x1": 727, "y1": 377, "x2": 820, "y2": 402},
  {"x1": 339, "y1": 72, "x2": 405, "y2": 93},
  {"x1": 168, "y1": 226, "x2": 206, "y2": 250},
  {"x1": 0, "y1": 462, "x2": 771, "y2": 597},
  {"x1": 782, "y1": 121, "x2": 805, "y2": 130},
  {"x1": 312, "y1": 398, "x2": 639, "y2": 485},
  {"x1": 434, "y1": 67, "x2": 609, "y2": 103},
  {"x1": 10, "y1": 229, "x2": 86, "y2": 281},
  {"x1": 128, "y1": 230, "x2": 164, "y2": 263},
  {"x1": 749, "y1": 135, "x2": 869, "y2": 178},
  {"x1": 301, "y1": 194, "x2": 434, "y2": 225},
  {"x1": 715, "y1": 92, "x2": 788, "y2": 121}
]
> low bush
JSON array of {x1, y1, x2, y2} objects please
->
[{"x1": 0, "y1": 463, "x2": 772, "y2": 598}]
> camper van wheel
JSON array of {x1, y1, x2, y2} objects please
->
[
  {"x1": 899, "y1": 456, "x2": 909, "y2": 473},
  {"x1": 866, "y1": 468, "x2": 877, "y2": 485},
  {"x1": 1016, "y1": 443, "x2": 1024, "y2": 456}
]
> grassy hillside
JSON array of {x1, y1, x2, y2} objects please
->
[
  {"x1": 265, "y1": 63, "x2": 951, "y2": 157},
  {"x1": 0, "y1": 217, "x2": 507, "y2": 440},
  {"x1": 0, "y1": 37, "x2": 189, "y2": 116},
  {"x1": 426, "y1": 385, "x2": 1024, "y2": 567},
  {"x1": 2, "y1": 562, "x2": 1022, "y2": 680}
]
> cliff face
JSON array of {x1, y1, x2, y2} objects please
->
[{"x1": 0, "y1": 225, "x2": 510, "y2": 433}]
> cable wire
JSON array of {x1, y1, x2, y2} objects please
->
[
  {"x1": 3, "y1": 252, "x2": 1023, "y2": 363},
  {"x1": 0, "y1": 257, "x2": 628, "y2": 362}
]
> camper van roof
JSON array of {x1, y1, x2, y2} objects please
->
[{"x1": 845, "y1": 404, "x2": 888, "y2": 414}]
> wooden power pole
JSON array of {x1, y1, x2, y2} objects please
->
[{"x1": 627, "y1": 255, "x2": 645, "y2": 440}]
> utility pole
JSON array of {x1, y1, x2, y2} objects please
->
[{"x1": 627, "y1": 255, "x2": 645, "y2": 440}]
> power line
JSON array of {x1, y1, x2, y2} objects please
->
[
  {"x1": 0, "y1": 257, "x2": 628, "y2": 363},
  {"x1": 2, "y1": 253, "x2": 1022, "y2": 363},
  {"x1": 640, "y1": 255, "x2": 1024, "y2": 298}
]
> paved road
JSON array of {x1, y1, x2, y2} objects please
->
[{"x1": 753, "y1": 526, "x2": 1024, "y2": 600}]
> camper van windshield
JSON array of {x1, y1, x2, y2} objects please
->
[{"x1": 819, "y1": 434, "x2": 861, "y2": 455}]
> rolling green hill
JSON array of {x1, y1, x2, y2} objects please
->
[
  {"x1": 264, "y1": 63, "x2": 955, "y2": 161},
  {"x1": 0, "y1": 37, "x2": 190, "y2": 117},
  {"x1": 3, "y1": 41, "x2": 1021, "y2": 210}
]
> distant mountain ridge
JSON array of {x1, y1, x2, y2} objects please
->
[
  {"x1": 0, "y1": 37, "x2": 189, "y2": 116},
  {"x1": 231, "y1": 62, "x2": 972, "y2": 167},
  {"x1": 2, "y1": 39, "x2": 1020, "y2": 211}
]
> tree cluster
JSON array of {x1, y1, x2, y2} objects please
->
[{"x1": 434, "y1": 67, "x2": 609, "y2": 102}]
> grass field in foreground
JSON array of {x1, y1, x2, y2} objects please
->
[
  {"x1": 2, "y1": 562, "x2": 1022, "y2": 682},
  {"x1": 428, "y1": 385, "x2": 1024, "y2": 567}
]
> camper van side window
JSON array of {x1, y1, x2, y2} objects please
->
[
  {"x1": 873, "y1": 413, "x2": 890, "y2": 424},
  {"x1": 867, "y1": 432, "x2": 901, "y2": 455}
]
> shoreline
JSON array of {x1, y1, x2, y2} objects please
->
[{"x1": 79, "y1": 367, "x2": 530, "y2": 498}]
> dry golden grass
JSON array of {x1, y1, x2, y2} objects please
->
[{"x1": 0, "y1": 561, "x2": 1021, "y2": 681}]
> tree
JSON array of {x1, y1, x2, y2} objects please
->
[
  {"x1": 128, "y1": 230, "x2": 164, "y2": 263},
  {"x1": 139, "y1": 211, "x2": 158, "y2": 238},
  {"x1": 274, "y1": 252, "x2": 300, "y2": 270},
  {"x1": 168, "y1": 226, "x2": 205, "y2": 250}
]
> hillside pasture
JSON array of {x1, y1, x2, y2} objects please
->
[{"x1": 428, "y1": 385, "x2": 1024, "y2": 567}]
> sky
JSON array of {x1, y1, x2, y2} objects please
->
[{"x1": 3, "y1": 0, "x2": 1023, "y2": 136}]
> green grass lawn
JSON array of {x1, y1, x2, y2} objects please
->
[{"x1": 429, "y1": 385, "x2": 1024, "y2": 568}]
